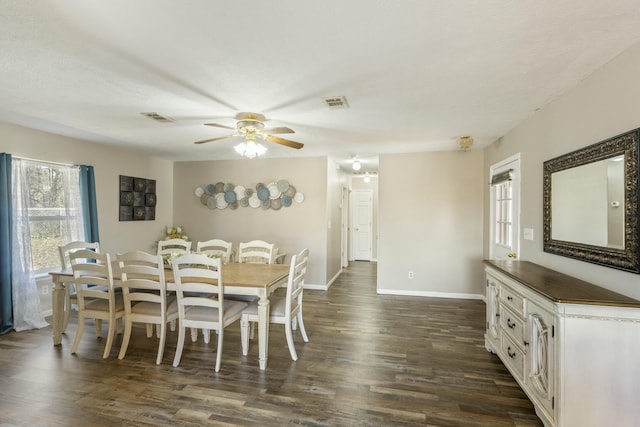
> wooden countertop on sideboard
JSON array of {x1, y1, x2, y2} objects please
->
[{"x1": 484, "y1": 260, "x2": 640, "y2": 308}]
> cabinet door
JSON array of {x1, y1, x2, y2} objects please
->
[
  {"x1": 526, "y1": 306, "x2": 555, "y2": 421},
  {"x1": 485, "y1": 275, "x2": 500, "y2": 351}
]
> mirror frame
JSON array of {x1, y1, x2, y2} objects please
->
[{"x1": 543, "y1": 128, "x2": 640, "y2": 273}]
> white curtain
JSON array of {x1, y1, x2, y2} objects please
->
[
  {"x1": 61, "y1": 165, "x2": 85, "y2": 242},
  {"x1": 11, "y1": 159, "x2": 48, "y2": 331}
]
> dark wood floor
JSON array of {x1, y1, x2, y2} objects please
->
[{"x1": 0, "y1": 262, "x2": 542, "y2": 426}]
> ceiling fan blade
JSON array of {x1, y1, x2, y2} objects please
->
[
  {"x1": 262, "y1": 126, "x2": 295, "y2": 135},
  {"x1": 265, "y1": 135, "x2": 304, "y2": 149},
  {"x1": 194, "y1": 134, "x2": 236, "y2": 144},
  {"x1": 204, "y1": 123, "x2": 236, "y2": 130}
]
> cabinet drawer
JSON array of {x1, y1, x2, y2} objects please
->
[
  {"x1": 499, "y1": 305, "x2": 525, "y2": 347},
  {"x1": 500, "y1": 335, "x2": 525, "y2": 381},
  {"x1": 500, "y1": 284, "x2": 525, "y2": 317}
]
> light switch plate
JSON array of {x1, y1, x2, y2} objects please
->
[{"x1": 523, "y1": 228, "x2": 534, "y2": 241}]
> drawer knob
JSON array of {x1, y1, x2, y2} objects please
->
[
  {"x1": 507, "y1": 347, "x2": 517, "y2": 358},
  {"x1": 507, "y1": 296, "x2": 513, "y2": 301},
  {"x1": 507, "y1": 319, "x2": 516, "y2": 329},
  {"x1": 524, "y1": 341, "x2": 529, "y2": 347}
]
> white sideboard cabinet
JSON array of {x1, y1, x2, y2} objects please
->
[{"x1": 484, "y1": 260, "x2": 640, "y2": 427}]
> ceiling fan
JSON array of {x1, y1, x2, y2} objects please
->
[{"x1": 194, "y1": 112, "x2": 304, "y2": 150}]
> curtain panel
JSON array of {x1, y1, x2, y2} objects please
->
[
  {"x1": 79, "y1": 165, "x2": 100, "y2": 243},
  {"x1": 11, "y1": 158, "x2": 48, "y2": 331},
  {"x1": 0, "y1": 153, "x2": 13, "y2": 334},
  {"x1": 0, "y1": 156, "x2": 99, "y2": 334}
]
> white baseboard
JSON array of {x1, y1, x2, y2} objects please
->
[
  {"x1": 303, "y1": 268, "x2": 343, "y2": 291},
  {"x1": 303, "y1": 283, "x2": 328, "y2": 291},
  {"x1": 377, "y1": 288, "x2": 484, "y2": 300}
]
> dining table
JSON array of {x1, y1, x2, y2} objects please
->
[{"x1": 49, "y1": 261, "x2": 290, "y2": 370}]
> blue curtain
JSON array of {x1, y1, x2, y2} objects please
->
[
  {"x1": 0, "y1": 153, "x2": 13, "y2": 334},
  {"x1": 79, "y1": 165, "x2": 100, "y2": 243}
]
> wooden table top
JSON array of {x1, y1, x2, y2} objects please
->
[
  {"x1": 169, "y1": 262, "x2": 289, "y2": 288},
  {"x1": 485, "y1": 260, "x2": 640, "y2": 308}
]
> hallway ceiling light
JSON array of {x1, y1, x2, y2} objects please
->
[
  {"x1": 457, "y1": 135, "x2": 474, "y2": 151},
  {"x1": 352, "y1": 160, "x2": 361, "y2": 171}
]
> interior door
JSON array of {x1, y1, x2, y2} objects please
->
[
  {"x1": 490, "y1": 154, "x2": 521, "y2": 260},
  {"x1": 350, "y1": 189, "x2": 373, "y2": 261}
]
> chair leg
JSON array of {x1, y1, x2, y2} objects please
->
[
  {"x1": 156, "y1": 324, "x2": 161, "y2": 338},
  {"x1": 284, "y1": 319, "x2": 298, "y2": 361},
  {"x1": 240, "y1": 317, "x2": 249, "y2": 356},
  {"x1": 173, "y1": 325, "x2": 186, "y2": 367},
  {"x1": 203, "y1": 329, "x2": 210, "y2": 344},
  {"x1": 156, "y1": 322, "x2": 167, "y2": 365},
  {"x1": 95, "y1": 319, "x2": 102, "y2": 338},
  {"x1": 215, "y1": 328, "x2": 223, "y2": 372},
  {"x1": 146, "y1": 323, "x2": 153, "y2": 338},
  {"x1": 170, "y1": 319, "x2": 176, "y2": 331},
  {"x1": 71, "y1": 314, "x2": 85, "y2": 354},
  {"x1": 103, "y1": 316, "x2": 117, "y2": 359},
  {"x1": 297, "y1": 311, "x2": 309, "y2": 343},
  {"x1": 190, "y1": 327, "x2": 198, "y2": 342},
  {"x1": 118, "y1": 317, "x2": 133, "y2": 360}
]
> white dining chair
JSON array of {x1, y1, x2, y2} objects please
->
[
  {"x1": 195, "y1": 239, "x2": 235, "y2": 343},
  {"x1": 157, "y1": 238, "x2": 192, "y2": 256},
  {"x1": 58, "y1": 241, "x2": 101, "y2": 331},
  {"x1": 171, "y1": 253, "x2": 249, "y2": 372},
  {"x1": 238, "y1": 240, "x2": 276, "y2": 264},
  {"x1": 116, "y1": 251, "x2": 179, "y2": 365},
  {"x1": 196, "y1": 239, "x2": 234, "y2": 263},
  {"x1": 69, "y1": 249, "x2": 125, "y2": 359},
  {"x1": 240, "y1": 248, "x2": 310, "y2": 361}
]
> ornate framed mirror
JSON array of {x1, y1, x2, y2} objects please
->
[{"x1": 543, "y1": 128, "x2": 640, "y2": 273}]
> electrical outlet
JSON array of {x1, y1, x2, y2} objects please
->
[
  {"x1": 408, "y1": 271, "x2": 414, "y2": 279},
  {"x1": 41, "y1": 285, "x2": 49, "y2": 295}
]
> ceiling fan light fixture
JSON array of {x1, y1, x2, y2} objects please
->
[
  {"x1": 234, "y1": 139, "x2": 267, "y2": 159},
  {"x1": 352, "y1": 160, "x2": 361, "y2": 171}
]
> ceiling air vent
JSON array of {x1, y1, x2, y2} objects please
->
[
  {"x1": 323, "y1": 96, "x2": 350, "y2": 110},
  {"x1": 140, "y1": 112, "x2": 174, "y2": 123}
]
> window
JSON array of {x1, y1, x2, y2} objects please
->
[
  {"x1": 22, "y1": 160, "x2": 85, "y2": 273},
  {"x1": 494, "y1": 180, "x2": 512, "y2": 248}
]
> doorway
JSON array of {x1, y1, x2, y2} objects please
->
[
  {"x1": 489, "y1": 154, "x2": 521, "y2": 260},
  {"x1": 350, "y1": 189, "x2": 373, "y2": 261}
]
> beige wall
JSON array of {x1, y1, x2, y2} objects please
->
[
  {"x1": 484, "y1": 41, "x2": 640, "y2": 300},
  {"x1": 378, "y1": 150, "x2": 485, "y2": 297},
  {"x1": 0, "y1": 122, "x2": 174, "y2": 254},
  {"x1": 0, "y1": 121, "x2": 174, "y2": 312},
  {"x1": 172, "y1": 157, "x2": 338, "y2": 287},
  {"x1": 326, "y1": 158, "x2": 348, "y2": 284}
]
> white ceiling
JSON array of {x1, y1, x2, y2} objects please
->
[{"x1": 2, "y1": 1, "x2": 640, "y2": 174}]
